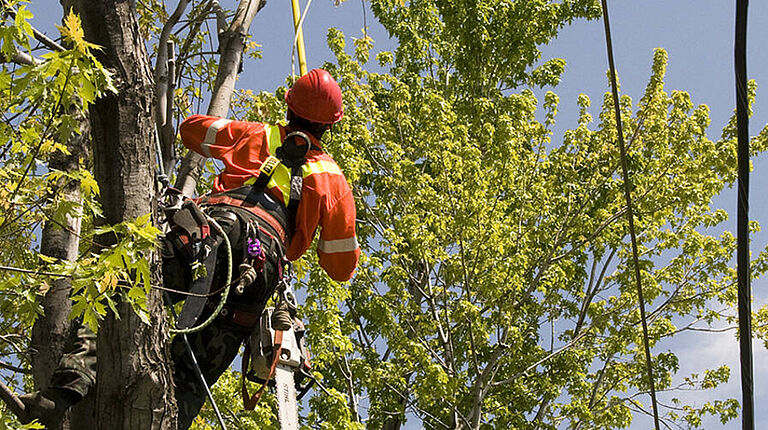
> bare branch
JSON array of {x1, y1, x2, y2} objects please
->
[
  {"x1": 342, "y1": 354, "x2": 361, "y2": 422},
  {"x1": 174, "y1": 0, "x2": 267, "y2": 196},
  {"x1": 0, "y1": 360, "x2": 31, "y2": 374},
  {"x1": 3, "y1": 1, "x2": 65, "y2": 52},
  {"x1": 0, "y1": 380, "x2": 26, "y2": 423},
  {"x1": 8, "y1": 50, "x2": 37, "y2": 65},
  {"x1": 492, "y1": 330, "x2": 590, "y2": 388},
  {"x1": 154, "y1": 0, "x2": 190, "y2": 172}
]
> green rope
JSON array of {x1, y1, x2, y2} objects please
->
[{"x1": 170, "y1": 214, "x2": 233, "y2": 334}]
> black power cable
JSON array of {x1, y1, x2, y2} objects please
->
[
  {"x1": 599, "y1": 1, "x2": 661, "y2": 429},
  {"x1": 735, "y1": 1, "x2": 753, "y2": 429}
]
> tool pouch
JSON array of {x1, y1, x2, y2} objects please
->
[
  {"x1": 165, "y1": 199, "x2": 211, "y2": 262},
  {"x1": 162, "y1": 199, "x2": 217, "y2": 303}
]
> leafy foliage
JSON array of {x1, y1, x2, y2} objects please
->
[
  {"x1": 182, "y1": 0, "x2": 768, "y2": 428},
  {"x1": 1, "y1": 1, "x2": 768, "y2": 429},
  {"x1": 278, "y1": 2, "x2": 766, "y2": 429},
  {"x1": 60, "y1": 214, "x2": 162, "y2": 332},
  {"x1": 0, "y1": 3, "x2": 116, "y2": 425}
]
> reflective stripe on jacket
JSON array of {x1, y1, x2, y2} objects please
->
[{"x1": 179, "y1": 114, "x2": 359, "y2": 281}]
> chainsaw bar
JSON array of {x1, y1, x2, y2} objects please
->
[{"x1": 275, "y1": 364, "x2": 299, "y2": 430}]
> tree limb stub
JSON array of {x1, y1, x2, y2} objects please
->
[{"x1": 0, "y1": 380, "x2": 26, "y2": 423}]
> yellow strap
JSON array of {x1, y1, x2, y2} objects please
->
[
  {"x1": 267, "y1": 167, "x2": 293, "y2": 206},
  {"x1": 260, "y1": 155, "x2": 281, "y2": 178}
]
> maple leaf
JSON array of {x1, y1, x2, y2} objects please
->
[{"x1": 57, "y1": 10, "x2": 99, "y2": 53}]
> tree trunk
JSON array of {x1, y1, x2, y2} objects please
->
[
  {"x1": 30, "y1": 104, "x2": 89, "y2": 430},
  {"x1": 173, "y1": 0, "x2": 266, "y2": 196},
  {"x1": 66, "y1": 1, "x2": 176, "y2": 428}
]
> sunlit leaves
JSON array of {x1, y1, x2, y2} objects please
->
[
  {"x1": 0, "y1": 1, "x2": 33, "y2": 59},
  {"x1": 57, "y1": 10, "x2": 98, "y2": 54},
  {"x1": 312, "y1": 7, "x2": 766, "y2": 427},
  {"x1": 0, "y1": 2, "x2": 763, "y2": 429},
  {"x1": 64, "y1": 214, "x2": 161, "y2": 332},
  {"x1": 0, "y1": 8, "x2": 118, "y2": 394}
]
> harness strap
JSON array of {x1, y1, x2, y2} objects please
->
[
  {"x1": 254, "y1": 130, "x2": 318, "y2": 236},
  {"x1": 199, "y1": 195, "x2": 287, "y2": 244},
  {"x1": 242, "y1": 329, "x2": 284, "y2": 410},
  {"x1": 252, "y1": 155, "x2": 281, "y2": 190},
  {"x1": 286, "y1": 165, "x2": 303, "y2": 230}
]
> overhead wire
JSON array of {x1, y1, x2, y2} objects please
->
[
  {"x1": 598, "y1": 1, "x2": 661, "y2": 429},
  {"x1": 734, "y1": 0, "x2": 753, "y2": 429}
]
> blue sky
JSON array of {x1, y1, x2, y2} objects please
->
[
  {"x1": 226, "y1": 1, "x2": 768, "y2": 427},
  {"x1": 539, "y1": 3, "x2": 768, "y2": 428},
  {"x1": 25, "y1": 1, "x2": 768, "y2": 428}
]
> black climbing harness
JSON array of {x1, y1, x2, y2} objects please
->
[{"x1": 161, "y1": 128, "x2": 319, "y2": 331}]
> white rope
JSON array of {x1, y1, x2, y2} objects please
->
[{"x1": 290, "y1": 0, "x2": 314, "y2": 77}]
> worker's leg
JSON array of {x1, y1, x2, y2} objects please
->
[
  {"x1": 49, "y1": 325, "x2": 97, "y2": 399},
  {"x1": 172, "y1": 320, "x2": 248, "y2": 430},
  {"x1": 20, "y1": 325, "x2": 95, "y2": 426}
]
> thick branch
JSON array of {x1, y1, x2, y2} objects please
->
[
  {"x1": 0, "y1": 380, "x2": 26, "y2": 423},
  {"x1": 154, "y1": 0, "x2": 190, "y2": 173},
  {"x1": 174, "y1": 0, "x2": 267, "y2": 196},
  {"x1": 31, "y1": 101, "x2": 89, "y2": 398},
  {"x1": 8, "y1": 50, "x2": 37, "y2": 65},
  {"x1": 467, "y1": 345, "x2": 505, "y2": 429}
]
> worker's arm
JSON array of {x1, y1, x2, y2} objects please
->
[
  {"x1": 179, "y1": 114, "x2": 255, "y2": 159},
  {"x1": 317, "y1": 188, "x2": 360, "y2": 281}
]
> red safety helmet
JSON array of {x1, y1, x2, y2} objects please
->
[{"x1": 285, "y1": 69, "x2": 344, "y2": 125}]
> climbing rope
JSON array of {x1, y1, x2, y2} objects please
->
[
  {"x1": 169, "y1": 214, "x2": 233, "y2": 335},
  {"x1": 599, "y1": 1, "x2": 661, "y2": 429},
  {"x1": 290, "y1": 0, "x2": 313, "y2": 77}
]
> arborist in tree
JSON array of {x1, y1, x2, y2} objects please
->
[{"x1": 19, "y1": 68, "x2": 360, "y2": 429}]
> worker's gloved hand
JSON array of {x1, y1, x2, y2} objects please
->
[
  {"x1": 271, "y1": 300, "x2": 294, "y2": 331},
  {"x1": 18, "y1": 388, "x2": 77, "y2": 427}
]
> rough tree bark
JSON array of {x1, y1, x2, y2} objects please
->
[
  {"x1": 29, "y1": 104, "x2": 89, "y2": 430},
  {"x1": 173, "y1": 0, "x2": 266, "y2": 196},
  {"x1": 30, "y1": 7, "x2": 91, "y2": 427},
  {"x1": 66, "y1": 0, "x2": 176, "y2": 428}
]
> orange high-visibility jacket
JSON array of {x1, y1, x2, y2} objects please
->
[{"x1": 179, "y1": 114, "x2": 359, "y2": 281}]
